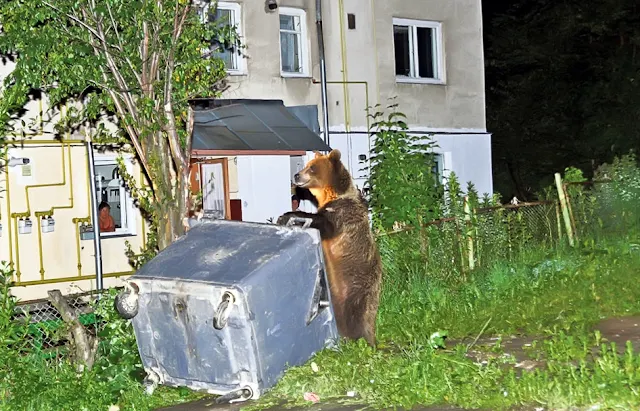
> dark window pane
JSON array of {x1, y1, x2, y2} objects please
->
[
  {"x1": 393, "y1": 25, "x2": 411, "y2": 76},
  {"x1": 416, "y1": 27, "x2": 435, "y2": 78},
  {"x1": 280, "y1": 15, "x2": 296, "y2": 30},
  {"x1": 280, "y1": 32, "x2": 301, "y2": 72}
]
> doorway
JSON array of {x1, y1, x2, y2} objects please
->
[{"x1": 190, "y1": 158, "x2": 231, "y2": 220}]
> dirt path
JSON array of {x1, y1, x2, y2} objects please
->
[
  {"x1": 459, "y1": 315, "x2": 640, "y2": 373},
  {"x1": 155, "y1": 315, "x2": 640, "y2": 411}
]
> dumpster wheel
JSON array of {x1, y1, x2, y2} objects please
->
[
  {"x1": 213, "y1": 291, "x2": 235, "y2": 330},
  {"x1": 215, "y1": 386, "x2": 253, "y2": 404}
]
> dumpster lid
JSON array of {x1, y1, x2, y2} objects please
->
[{"x1": 133, "y1": 219, "x2": 317, "y2": 284}]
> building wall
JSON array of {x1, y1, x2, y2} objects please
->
[
  {"x1": 0, "y1": 0, "x2": 491, "y2": 301},
  {"x1": 236, "y1": 155, "x2": 292, "y2": 224},
  {"x1": 1, "y1": 61, "x2": 147, "y2": 302},
  {"x1": 217, "y1": 0, "x2": 492, "y2": 195},
  {"x1": 373, "y1": 0, "x2": 487, "y2": 130},
  {"x1": 218, "y1": 0, "x2": 486, "y2": 130}
]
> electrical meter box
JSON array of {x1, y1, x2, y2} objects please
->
[{"x1": 116, "y1": 218, "x2": 338, "y2": 403}]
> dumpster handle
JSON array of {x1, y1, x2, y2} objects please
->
[
  {"x1": 286, "y1": 217, "x2": 313, "y2": 229},
  {"x1": 213, "y1": 291, "x2": 236, "y2": 330}
]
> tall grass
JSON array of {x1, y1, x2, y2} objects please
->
[{"x1": 2, "y1": 95, "x2": 640, "y2": 411}]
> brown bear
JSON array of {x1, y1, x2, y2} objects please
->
[{"x1": 277, "y1": 149, "x2": 383, "y2": 347}]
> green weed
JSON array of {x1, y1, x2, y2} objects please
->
[{"x1": 245, "y1": 237, "x2": 640, "y2": 410}]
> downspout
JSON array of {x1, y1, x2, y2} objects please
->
[
  {"x1": 86, "y1": 140, "x2": 104, "y2": 292},
  {"x1": 315, "y1": 0, "x2": 330, "y2": 147}
]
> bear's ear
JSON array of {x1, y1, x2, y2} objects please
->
[
  {"x1": 328, "y1": 149, "x2": 341, "y2": 162},
  {"x1": 313, "y1": 151, "x2": 324, "y2": 159}
]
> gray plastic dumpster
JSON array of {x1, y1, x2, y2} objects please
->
[{"x1": 114, "y1": 218, "x2": 339, "y2": 403}]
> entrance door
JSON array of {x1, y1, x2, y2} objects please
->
[
  {"x1": 189, "y1": 158, "x2": 231, "y2": 220},
  {"x1": 201, "y1": 161, "x2": 228, "y2": 219}
]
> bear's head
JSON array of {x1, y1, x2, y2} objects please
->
[{"x1": 293, "y1": 149, "x2": 356, "y2": 207}]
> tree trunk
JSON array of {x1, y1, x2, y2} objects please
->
[
  {"x1": 155, "y1": 166, "x2": 190, "y2": 251},
  {"x1": 48, "y1": 290, "x2": 98, "y2": 373}
]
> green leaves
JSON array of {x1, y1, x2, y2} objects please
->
[
  {"x1": 0, "y1": 0, "x2": 239, "y2": 248},
  {"x1": 364, "y1": 98, "x2": 444, "y2": 230}
]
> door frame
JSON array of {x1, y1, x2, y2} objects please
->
[{"x1": 189, "y1": 157, "x2": 231, "y2": 220}]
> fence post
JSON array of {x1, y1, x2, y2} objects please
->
[
  {"x1": 562, "y1": 183, "x2": 579, "y2": 242},
  {"x1": 555, "y1": 202, "x2": 563, "y2": 241},
  {"x1": 464, "y1": 196, "x2": 475, "y2": 271},
  {"x1": 554, "y1": 173, "x2": 575, "y2": 247}
]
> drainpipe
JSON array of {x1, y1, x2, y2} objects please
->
[
  {"x1": 86, "y1": 141, "x2": 104, "y2": 292},
  {"x1": 315, "y1": 0, "x2": 330, "y2": 147}
]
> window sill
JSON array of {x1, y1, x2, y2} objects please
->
[
  {"x1": 396, "y1": 76, "x2": 446, "y2": 85},
  {"x1": 227, "y1": 70, "x2": 247, "y2": 77},
  {"x1": 281, "y1": 72, "x2": 312, "y2": 79},
  {"x1": 100, "y1": 232, "x2": 137, "y2": 240}
]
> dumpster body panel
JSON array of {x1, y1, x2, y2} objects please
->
[{"x1": 124, "y1": 219, "x2": 338, "y2": 399}]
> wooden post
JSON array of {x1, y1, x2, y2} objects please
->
[
  {"x1": 464, "y1": 196, "x2": 475, "y2": 271},
  {"x1": 555, "y1": 173, "x2": 575, "y2": 247},
  {"x1": 562, "y1": 183, "x2": 579, "y2": 242},
  {"x1": 555, "y1": 202, "x2": 563, "y2": 241}
]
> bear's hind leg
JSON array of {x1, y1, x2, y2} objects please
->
[{"x1": 342, "y1": 293, "x2": 377, "y2": 347}]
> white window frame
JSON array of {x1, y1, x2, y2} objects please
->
[
  {"x1": 201, "y1": 1, "x2": 246, "y2": 76},
  {"x1": 392, "y1": 18, "x2": 445, "y2": 85},
  {"x1": 429, "y1": 152, "x2": 443, "y2": 184},
  {"x1": 93, "y1": 152, "x2": 137, "y2": 238},
  {"x1": 278, "y1": 7, "x2": 310, "y2": 78}
]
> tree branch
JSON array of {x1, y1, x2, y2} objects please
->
[
  {"x1": 106, "y1": 1, "x2": 143, "y2": 87},
  {"x1": 48, "y1": 290, "x2": 98, "y2": 373},
  {"x1": 162, "y1": 3, "x2": 190, "y2": 170}
]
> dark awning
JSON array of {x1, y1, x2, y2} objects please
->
[{"x1": 190, "y1": 99, "x2": 331, "y2": 153}]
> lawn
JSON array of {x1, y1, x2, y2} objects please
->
[
  {"x1": 243, "y1": 234, "x2": 640, "y2": 411},
  {"x1": 4, "y1": 230, "x2": 639, "y2": 411},
  {"x1": 2, "y1": 156, "x2": 640, "y2": 411}
]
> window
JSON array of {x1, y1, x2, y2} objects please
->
[
  {"x1": 419, "y1": 151, "x2": 444, "y2": 184},
  {"x1": 93, "y1": 153, "x2": 137, "y2": 237},
  {"x1": 431, "y1": 153, "x2": 444, "y2": 184},
  {"x1": 204, "y1": 2, "x2": 245, "y2": 74},
  {"x1": 393, "y1": 18, "x2": 444, "y2": 84},
  {"x1": 279, "y1": 8, "x2": 309, "y2": 77}
]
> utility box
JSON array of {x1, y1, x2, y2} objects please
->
[{"x1": 115, "y1": 219, "x2": 338, "y2": 403}]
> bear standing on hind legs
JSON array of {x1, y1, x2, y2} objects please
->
[{"x1": 276, "y1": 149, "x2": 383, "y2": 347}]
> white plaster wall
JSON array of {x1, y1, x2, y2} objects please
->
[
  {"x1": 331, "y1": 128, "x2": 494, "y2": 198},
  {"x1": 426, "y1": 133, "x2": 494, "y2": 197},
  {"x1": 236, "y1": 155, "x2": 291, "y2": 224}
]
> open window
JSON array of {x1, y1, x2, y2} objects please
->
[
  {"x1": 393, "y1": 18, "x2": 445, "y2": 84},
  {"x1": 93, "y1": 153, "x2": 137, "y2": 237}
]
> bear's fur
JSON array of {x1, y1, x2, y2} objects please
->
[{"x1": 277, "y1": 149, "x2": 383, "y2": 347}]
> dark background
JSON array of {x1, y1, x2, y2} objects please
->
[{"x1": 482, "y1": 0, "x2": 640, "y2": 201}]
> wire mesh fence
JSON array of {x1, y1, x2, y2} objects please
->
[
  {"x1": 562, "y1": 180, "x2": 633, "y2": 243},
  {"x1": 376, "y1": 199, "x2": 564, "y2": 283},
  {"x1": 13, "y1": 289, "x2": 113, "y2": 355},
  {"x1": 11, "y1": 175, "x2": 635, "y2": 354},
  {"x1": 378, "y1": 173, "x2": 640, "y2": 286}
]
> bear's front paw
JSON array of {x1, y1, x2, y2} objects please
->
[{"x1": 276, "y1": 213, "x2": 294, "y2": 226}]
